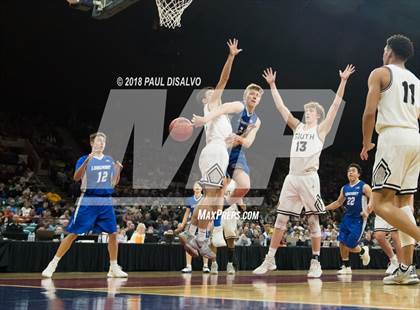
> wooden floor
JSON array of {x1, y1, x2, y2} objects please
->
[{"x1": 0, "y1": 270, "x2": 418, "y2": 309}]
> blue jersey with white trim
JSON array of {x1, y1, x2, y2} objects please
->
[
  {"x1": 342, "y1": 180, "x2": 366, "y2": 219},
  {"x1": 76, "y1": 154, "x2": 115, "y2": 196},
  {"x1": 185, "y1": 195, "x2": 202, "y2": 220},
  {"x1": 230, "y1": 105, "x2": 258, "y2": 158}
]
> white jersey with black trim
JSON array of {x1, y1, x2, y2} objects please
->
[
  {"x1": 289, "y1": 123, "x2": 324, "y2": 175},
  {"x1": 376, "y1": 64, "x2": 420, "y2": 134},
  {"x1": 204, "y1": 104, "x2": 232, "y2": 146}
]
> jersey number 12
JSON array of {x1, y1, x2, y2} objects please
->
[{"x1": 97, "y1": 171, "x2": 108, "y2": 183}]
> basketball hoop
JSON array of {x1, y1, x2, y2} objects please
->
[{"x1": 155, "y1": 0, "x2": 193, "y2": 29}]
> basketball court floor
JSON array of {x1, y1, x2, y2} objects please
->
[{"x1": 0, "y1": 270, "x2": 418, "y2": 309}]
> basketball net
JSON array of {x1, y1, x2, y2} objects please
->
[{"x1": 155, "y1": 0, "x2": 193, "y2": 29}]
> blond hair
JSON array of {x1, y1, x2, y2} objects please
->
[
  {"x1": 243, "y1": 83, "x2": 264, "y2": 100},
  {"x1": 304, "y1": 101, "x2": 325, "y2": 121}
]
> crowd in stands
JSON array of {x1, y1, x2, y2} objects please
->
[{"x1": 1, "y1": 162, "x2": 418, "y2": 249}]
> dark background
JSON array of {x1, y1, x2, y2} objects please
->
[{"x1": 1, "y1": 0, "x2": 420, "y2": 152}]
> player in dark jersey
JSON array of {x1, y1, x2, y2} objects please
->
[
  {"x1": 325, "y1": 164, "x2": 372, "y2": 274},
  {"x1": 42, "y1": 132, "x2": 127, "y2": 278}
]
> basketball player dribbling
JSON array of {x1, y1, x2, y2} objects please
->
[
  {"x1": 361, "y1": 34, "x2": 420, "y2": 284},
  {"x1": 254, "y1": 65, "x2": 355, "y2": 277}
]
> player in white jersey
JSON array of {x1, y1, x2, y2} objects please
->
[
  {"x1": 179, "y1": 39, "x2": 245, "y2": 259},
  {"x1": 254, "y1": 65, "x2": 355, "y2": 277},
  {"x1": 361, "y1": 34, "x2": 420, "y2": 285}
]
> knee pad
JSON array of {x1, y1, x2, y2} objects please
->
[
  {"x1": 308, "y1": 214, "x2": 321, "y2": 238},
  {"x1": 399, "y1": 206, "x2": 416, "y2": 247},
  {"x1": 275, "y1": 213, "x2": 289, "y2": 230}
]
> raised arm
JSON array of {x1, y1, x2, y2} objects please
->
[
  {"x1": 319, "y1": 64, "x2": 355, "y2": 140},
  {"x1": 325, "y1": 187, "x2": 346, "y2": 211},
  {"x1": 208, "y1": 39, "x2": 242, "y2": 109},
  {"x1": 263, "y1": 68, "x2": 300, "y2": 131},
  {"x1": 191, "y1": 101, "x2": 244, "y2": 127},
  {"x1": 360, "y1": 67, "x2": 389, "y2": 160}
]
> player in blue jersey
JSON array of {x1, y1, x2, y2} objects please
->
[
  {"x1": 175, "y1": 182, "x2": 210, "y2": 273},
  {"x1": 325, "y1": 163, "x2": 372, "y2": 274},
  {"x1": 42, "y1": 132, "x2": 127, "y2": 278},
  {"x1": 225, "y1": 83, "x2": 263, "y2": 205},
  {"x1": 212, "y1": 83, "x2": 262, "y2": 273}
]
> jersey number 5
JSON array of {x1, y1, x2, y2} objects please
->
[{"x1": 402, "y1": 81, "x2": 415, "y2": 105}]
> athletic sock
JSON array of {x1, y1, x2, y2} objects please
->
[
  {"x1": 312, "y1": 251, "x2": 320, "y2": 261},
  {"x1": 110, "y1": 260, "x2": 118, "y2": 268},
  {"x1": 267, "y1": 247, "x2": 277, "y2": 259},
  {"x1": 342, "y1": 259, "x2": 350, "y2": 267},
  {"x1": 359, "y1": 247, "x2": 365, "y2": 256},
  {"x1": 52, "y1": 256, "x2": 61, "y2": 265},
  {"x1": 197, "y1": 228, "x2": 206, "y2": 242},
  {"x1": 188, "y1": 224, "x2": 197, "y2": 235},
  {"x1": 228, "y1": 247, "x2": 235, "y2": 263}
]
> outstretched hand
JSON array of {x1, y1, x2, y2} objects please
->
[
  {"x1": 339, "y1": 64, "x2": 356, "y2": 80},
  {"x1": 227, "y1": 38, "x2": 242, "y2": 56},
  {"x1": 262, "y1": 67, "x2": 276, "y2": 85},
  {"x1": 191, "y1": 114, "x2": 206, "y2": 127}
]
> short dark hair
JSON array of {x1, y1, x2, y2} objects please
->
[
  {"x1": 347, "y1": 163, "x2": 362, "y2": 175},
  {"x1": 196, "y1": 87, "x2": 214, "y2": 104},
  {"x1": 90, "y1": 132, "x2": 106, "y2": 143},
  {"x1": 386, "y1": 34, "x2": 414, "y2": 61}
]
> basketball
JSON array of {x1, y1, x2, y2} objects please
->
[{"x1": 169, "y1": 117, "x2": 193, "y2": 142}]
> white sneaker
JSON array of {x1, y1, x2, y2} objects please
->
[
  {"x1": 211, "y1": 226, "x2": 226, "y2": 247},
  {"x1": 202, "y1": 266, "x2": 210, "y2": 273},
  {"x1": 337, "y1": 265, "x2": 352, "y2": 275},
  {"x1": 360, "y1": 246, "x2": 370, "y2": 266},
  {"x1": 182, "y1": 266, "x2": 192, "y2": 273},
  {"x1": 383, "y1": 265, "x2": 419, "y2": 285},
  {"x1": 210, "y1": 261, "x2": 219, "y2": 274},
  {"x1": 41, "y1": 261, "x2": 57, "y2": 278},
  {"x1": 107, "y1": 265, "x2": 128, "y2": 278},
  {"x1": 253, "y1": 255, "x2": 276, "y2": 275},
  {"x1": 227, "y1": 262, "x2": 235, "y2": 275},
  {"x1": 307, "y1": 259, "x2": 322, "y2": 278},
  {"x1": 385, "y1": 257, "x2": 399, "y2": 275}
]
